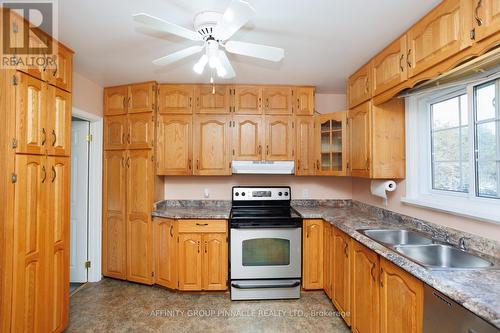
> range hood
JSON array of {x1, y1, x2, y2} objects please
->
[{"x1": 231, "y1": 161, "x2": 295, "y2": 174}]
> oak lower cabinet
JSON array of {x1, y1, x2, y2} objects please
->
[
  {"x1": 154, "y1": 218, "x2": 178, "y2": 289},
  {"x1": 351, "y1": 240, "x2": 380, "y2": 333},
  {"x1": 331, "y1": 227, "x2": 351, "y2": 326},
  {"x1": 323, "y1": 222, "x2": 333, "y2": 299},
  {"x1": 302, "y1": 220, "x2": 323, "y2": 290},
  {"x1": 380, "y1": 258, "x2": 423, "y2": 333},
  {"x1": 178, "y1": 233, "x2": 203, "y2": 290},
  {"x1": 193, "y1": 115, "x2": 231, "y2": 175},
  {"x1": 157, "y1": 115, "x2": 193, "y2": 175}
]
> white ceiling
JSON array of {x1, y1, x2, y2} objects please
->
[{"x1": 58, "y1": 0, "x2": 441, "y2": 92}]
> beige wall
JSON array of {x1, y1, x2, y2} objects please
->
[
  {"x1": 72, "y1": 72, "x2": 103, "y2": 116},
  {"x1": 352, "y1": 178, "x2": 500, "y2": 241},
  {"x1": 315, "y1": 93, "x2": 346, "y2": 114}
]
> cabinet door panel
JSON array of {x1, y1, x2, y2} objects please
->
[
  {"x1": 47, "y1": 157, "x2": 70, "y2": 333},
  {"x1": 195, "y1": 85, "x2": 230, "y2": 114},
  {"x1": 15, "y1": 72, "x2": 47, "y2": 155},
  {"x1": 348, "y1": 64, "x2": 372, "y2": 108},
  {"x1": 265, "y1": 116, "x2": 294, "y2": 160},
  {"x1": 129, "y1": 83, "x2": 155, "y2": 113},
  {"x1": 263, "y1": 87, "x2": 292, "y2": 114},
  {"x1": 154, "y1": 218, "x2": 177, "y2": 289},
  {"x1": 48, "y1": 43, "x2": 73, "y2": 92},
  {"x1": 295, "y1": 116, "x2": 315, "y2": 175},
  {"x1": 202, "y1": 234, "x2": 228, "y2": 291},
  {"x1": 348, "y1": 102, "x2": 371, "y2": 178},
  {"x1": 302, "y1": 220, "x2": 323, "y2": 289},
  {"x1": 178, "y1": 234, "x2": 202, "y2": 290},
  {"x1": 332, "y1": 228, "x2": 351, "y2": 326},
  {"x1": 474, "y1": 0, "x2": 500, "y2": 42},
  {"x1": 47, "y1": 85, "x2": 71, "y2": 156},
  {"x1": 104, "y1": 86, "x2": 128, "y2": 115},
  {"x1": 372, "y1": 37, "x2": 407, "y2": 96},
  {"x1": 157, "y1": 115, "x2": 192, "y2": 175},
  {"x1": 351, "y1": 241, "x2": 379, "y2": 333},
  {"x1": 407, "y1": 0, "x2": 472, "y2": 77},
  {"x1": 158, "y1": 85, "x2": 193, "y2": 114},
  {"x1": 126, "y1": 150, "x2": 154, "y2": 284},
  {"x1": 193, "y1": 115, "x2": 231, "y2": 175},
  {"x1": 104, "y1": 115, "x2": 127, "y2": 150},
  {"x1": 11, "y1": 155, "x2": 46, "y2": 333},
  {"x1": 380, "y1": 258, "x2": 423, "y2": 333},
  {"x1": 127, "y1": 113, "x2": 154, "y2": 149},
  {"x1": 232, "y1": 115, "x2": 263, "y2": 160},
  {"x1": 323, "y1": 223, "x2": 332, "y2": 299},
  {"x1": 102, "y1": 150, "x2": 127, "y2": 279},
  {"x1": 295, "y1": 87, "x2": 315, "y2": 115},
  {"x1": 234, "y1": 86, "x2": 262, "y2": 114}
]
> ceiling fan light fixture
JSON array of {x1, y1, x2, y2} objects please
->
[
  {"x1": 193, "y1": 54, "x2": 208, "y2": 74},
  {"x1": 216, "y1": 63, "x2": 227, "y2": 77}
]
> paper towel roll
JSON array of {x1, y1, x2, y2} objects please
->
[{"x1": 370, "y1": 180, "x2": 397, "y2": 200}]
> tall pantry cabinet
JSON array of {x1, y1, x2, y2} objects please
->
[
  {"x1": 102, "y1": 82, "x2": 158, "y2": 284},
  {"x1": 0, "y1": 11, "x2": 74, "y2": 333}
]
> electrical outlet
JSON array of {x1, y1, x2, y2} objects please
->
[
  {"x1": 204, "y1": 188, "x2": 210, "y2": 198},
  {"x1": 302, "y1": 188, "x2": 309, "y2": 198}
]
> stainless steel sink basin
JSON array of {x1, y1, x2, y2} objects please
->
[
  {"x1": 394, "y1": 244, "x2": 493, "y2": 269},
  {"x1": 358, "y1": 229, "x2": 434, "y2": 246}
]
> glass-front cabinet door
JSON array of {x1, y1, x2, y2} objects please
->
[{"x1": 315, "y1": 112, "x2": 348, "y2": 176}]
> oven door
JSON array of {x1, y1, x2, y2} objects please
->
[{"x1": 230, "y1": 227, "x2": 301, "y2": 279}]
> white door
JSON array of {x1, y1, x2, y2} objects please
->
[{"x1": 70, "y1": 119, "x2": 90, "y2": 282}]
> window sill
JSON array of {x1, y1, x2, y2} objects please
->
[{"x1": 401, "y1": 196, "x2": 500, "y2": 225}]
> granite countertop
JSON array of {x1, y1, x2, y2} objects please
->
[{"x1": 152, "y1": 200, "x2": 231, "y2": 219}]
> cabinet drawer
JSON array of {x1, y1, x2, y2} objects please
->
[{"x1": 178, "y1": 220, "x2": 227, "y2": 233}]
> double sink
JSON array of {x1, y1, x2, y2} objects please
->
[{"x1": 357, "y1": 229, "x2": 494, "y2": 270}]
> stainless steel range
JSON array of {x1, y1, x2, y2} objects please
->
[{"x1": 229, "y1": 186, "x2": 302, "y2": 300}]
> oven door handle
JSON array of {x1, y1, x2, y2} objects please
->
[
  {"x1": 231, "y1": 281, "x2": 301, "y2": 289},
  {"x1": 230, "y1": 224, "x2": 302, "y2": 229}
]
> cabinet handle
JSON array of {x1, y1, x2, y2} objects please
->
[
  {"x1": 169, "y1": 225, "x2": 173, "y2": 237},
  {"x1": 53, "y1": 61, "x2": 58, "y2": 77},
  {"x1": 399, "y1": 54, "x2": 404, "y2": 72},
  {"x1": 123, "y1": 98, "x2": 127, "y2": 109},
  {"x1": 475, "y1": 0, "x2": 483, "y2": 26},
  {"x1": 343, "y1": 242, "x2": 348, "y2": 258},
  {"x1": 266, "y1": 145, "x2": 269, "y2": 156},
  {"x1": 121, "y1": 157, "x2": 125, "y2": 168},
  {"x1": 364, "y1": 79, "x2": 369, "y2": 93},
  {"x1": 196, "y1": 223, "x2": 208, "y2": 226},
  {"x1": 258, "y1": 97, "x2": 262, "y2": 109},
  {"x1": 41, "y1": 166, "x2": 46, "y2": 183},
  {"x1": 380, "y1": 268, "x2": 384, "y2": 287},
  {"x1": 205, "y1": 241, "x2": 208, "y2": 253},
  {"x1": 370, "y1": 262, "x2": 376, "y2": 281},
  {"x1": 297, "y1": 160, "x2": 301, "y2": 170},
  {"x1": 126, "y1": 156, "x2": 130, "y2": 168},
  {"x1": 196, "y1": 160, "x2": 199, "y2": 170},
  {"x1": 127, "y1": 97, "x2": 131, "y2": 108},
  {"x1": 197, "y1": 241, "x2": 200, "y2": 253},
  {"x1": 51, "y1": 129, "x2": 56, "y2": 146},
  {"x1": 365, "y1": 158, "x2": 370, "y2": 170},
  {"x1": 189, "y1": 97, "x2": 192, "y2": 108},
  {"x1": 188, "y1": 159, "x2": 192, "y2": 170},
  {"x1": 51, "y1": 166, "x2": 56, "y2": 182},
  {"x1": 127, "y1": 133, "x2": 131, "y2": 144},
  {"x1": 258, "y1": 145, "x2": 262, "y2": 155},
  {"x1": 407, "y1": 49, "x2": 412, "y2": 68},
  {"x1": 316, "y1": 160, "x2": 320, "y2": 171},
  {"x1": 41, "y1": 128, "x2": 46, "y2": 146}
]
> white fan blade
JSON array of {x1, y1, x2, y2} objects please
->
[
  {"x1": 225, "y1": 41, "x2": 284, "y2": 62},
  {"x1": 133, "y1": 13, "x2": 201, "y2": 41},
  {"x1": 218, "y1": 50, "x2": 236, "y2": 78},
  {"x1": 213, "y1": 0, "x2": 255, "y2": 41},
  {"x1": 152, "y1": 45, "x2": 203, "y2": 66}
]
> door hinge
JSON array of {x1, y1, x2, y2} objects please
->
[
  {"x1": 85, "y1": 261, "x2": 91, "y2": 268},
  {"x1": 11, "y1": 138, "x2": 18, "y2": 149},
  {"x1": 12, "y1": 75, "x2": 18, "y2": 86},
  {"x1": 11, "y1": 173, "x2": 17, "y2": 183},
  {"x1": 85, "y1": 134, "x2": 92, "y2": 142},
  {"x1": 470, "y1": 28, "x2": 476, "y2": 40},
  {"x1": 12, "y1": 22, "x2": 18, "y2": 33}
]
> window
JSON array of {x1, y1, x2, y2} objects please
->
[{"x1": 404, "y1": 75, "x2": 500, "y2": 223}]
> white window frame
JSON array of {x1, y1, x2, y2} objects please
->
[{"x1": 403, "y1": 74, "x2": 500, "y2": 224}]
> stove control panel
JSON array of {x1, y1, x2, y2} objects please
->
[{"x1": 232, "y1": 187, "x2": 291, "y2": 201}]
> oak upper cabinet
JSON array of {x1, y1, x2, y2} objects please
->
[
  {"x1": 158, "y1": 85, "x2": 194, "y2": 114},
  {"x1": 202, "y1": 233, "x2": 228, "y2": 290},
  {"x1": 104, "y1": 115, "x2": 128, "y2": 150},
  {"x1": 351, "y1": 240, "x2": 380, "y2": 333},
  {"x1": 178, "y1": 233, "x2": 203, "y2": 291},
  {"x1": 104, "y1": 86, "x2": 128, "y2": 115},
  {"x1": 348, "y1": 63, "x2": 372, "y2": 108},
  {"x1": 157, "y1": 115, "x2": 192, "y2": 175},
  {"x1": 128, "y1": 82, "x2": 155, "y2": 113},
  {"x1": 193, "y1": 115, "x2": 231, "y2": 175},
  {"x1": 195, "y1": 85, "x2": 230, "y2": 114},
  {"x1": 348, "y1": 102, "x2": 371, "y2": 178},
  {"x1": 14, "y1": 72, "x2": 47, "y2": 155},
  {"x1": 233, "y1": 86, "x2": 262, "y2": 114},
  {"x1": 295, "y1": 116, "x2": 316, "y2": 175},
  {"x1": 406, "y1": 0, "x2": 472, "y2": 78},
  {"x1": 102, "y1": 150, "x2": 127, "y2": 279},
  {"x1": 264, "y1": 116, "x2": 294, "y2": 160},
  {"x1": 126, "y1": 150, "x2": 154, "y2": 285},
  {"x1": 380, "y1": 258, "x2": 423, "y2": 333},
  {"x1": 303, "y1": 220, "x2": 323, "y2": 290},
  {"x1": 323, "y1": 222, "x2": 333, "y2": 299},
  {"x1": 127, "y1": 113, "x2": 154, "y2": 149},
  {"x1": 47, "y1": 85, "x2": 71, "y2": 156},
  {"x1": 153, "y1": 218, "x2": 178, "y2": 289},
  {"x1": 473, "y1": 0, "x2": 500, "y2": 43},
  {"x1": 48, "y1": 43, "x2": 73, "y2": 92},
  {"x1": 315, "y1": 112, "x2": 349, "y2": 176},
  {"x1": 332, "y1": 227, "x2": 351, "y2": 326},
  {"x1": 232, "y1": 115, "x2": 263, "y2": 160},
  {"x1": 372, "y1": 36, "x2": 407, "y2": 97},
  {"x1": 263, "y1": 87, "x2": 293, "y2": 115},
  {"x1": 294, "y1": 87, "x2": 315, "y2": 115}
]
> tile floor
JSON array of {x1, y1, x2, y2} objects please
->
[{"x1": 67, "y1": 278, "x2": 351, "y2": 333}]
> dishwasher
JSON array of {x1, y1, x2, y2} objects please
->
[{"x1": 424, "y1": 284, "x2": 499, "y2": 333}]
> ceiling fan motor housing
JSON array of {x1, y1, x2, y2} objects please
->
[{"x1": 194, "y1": 11, "x2": 222, "y2": 41}]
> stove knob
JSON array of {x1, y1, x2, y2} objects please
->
[
  {"x1": 284, "y1": 192, "x2": 289, "y2": 196},
  {"x1": 242, "y1": 192, "x2": 246, "y2": 196},
  {"x1": 278, "y1": 192, "x2": 282, "y2": 196},
  {"x1": 235, "y1": 192, "x2": 239, "y2": 196}
]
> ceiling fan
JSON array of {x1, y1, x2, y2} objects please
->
[{"x1": 133, "y1": 0, "x2": 285, "y2": 79}]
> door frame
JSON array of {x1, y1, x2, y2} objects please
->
[{"x1": 72, "y1": 107, "x2": 103, "y2": 282}]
